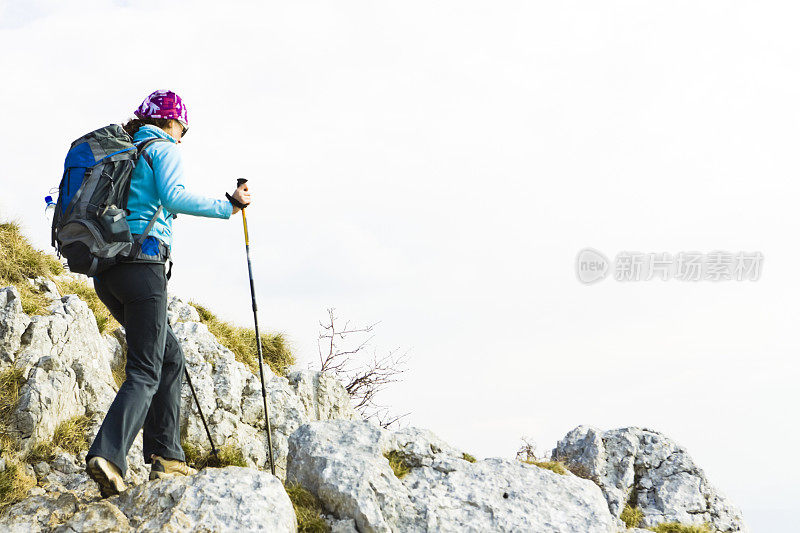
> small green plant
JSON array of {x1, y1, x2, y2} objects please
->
[
  {"x1": 182, "y1": 442, "x2": 248, "y2": 469},
  {"x1": 55, "y1": 279, "x2": 118, "y2": 333},
  {"x1": 0, "y1": 462, "x2": 36, "y2": 510},
  {"x1": 462, "y1": 452, "x2": 476, "y2": 463},
  {"x1": 648, "y1": 523, "x2": 711, "y2": 533},
  {"x1": 621, "y1": 504, "x2": 644, "y2": 528},
  {"x1": 285, "y1": 482, "x2": 330, "y2": 533},
  {"x1": 384, "y1": 450, "x2": 412, "y2": 479},
  {"x1": 191, "y1": 302, "x2": 294, "y2": 377},
  {"x1": 0, "y1": 221, "x2": 63, "y2": 315}
]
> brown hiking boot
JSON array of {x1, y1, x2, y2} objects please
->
[
  {"x1": 86, "y1": 456, "x2": 127, "y2": 498},
  {"x1": 149, "y1": 455, "x2": 198, "y2": 480}
]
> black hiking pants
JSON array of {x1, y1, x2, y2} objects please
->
[{"x1": 87, "y1": 262, "x2": 185, "y2": 476}]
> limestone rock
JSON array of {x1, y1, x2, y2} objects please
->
[
  {"x1": 553, "y1": 426, "x2": 748, "y2": 532},
  {"x1": 0, "y1": 492, "x2": 79, "y2": 532},
  {"x1": 53, "y1": 501, "x2": 131, "y2": 533},
  {"x1": 287, "y1": 420, "x2": 616, "y2": 533},
  {"x1": 112, "y1": 467, "x2": 296, "y2": 532},
  {"x1": 13, "y1": 295, "x2": 117, "y2": 447},
  {"x1": 167, "y1": 296, "x2": 200, "y2": 326},
  {"x1": 0, "y1": 287, "x2": 31, "y2": 363},
  {"x1": 30, "y1": 276, "x2": 61, "y2": 300}
]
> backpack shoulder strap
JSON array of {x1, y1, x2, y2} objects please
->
[{"x1": 135, "y1": 138, "x2": 170, "y2": 167}]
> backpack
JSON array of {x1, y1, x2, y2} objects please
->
[{"x1": 51, "y1": 124, "x2": 167, "y2": 276}]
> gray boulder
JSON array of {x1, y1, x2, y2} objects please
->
[
  {"x1": 1, "y1": 467, "x2": 295, "y2": 532},
  {"x1": 113, "y1": 467, "x2": 296, "y2": 532},
  {"x1": 0, "y1": 492, "x2": 80, "y2": 532},
  {"x1": 553, "y1": 425, "x2": 747, "y2": 532},
  {"x1": 287, "y1": 419, "x2": 616, "y2": 533},
  {"x1": 53, "y1": 501, "x2": 130, "y2": 533}
]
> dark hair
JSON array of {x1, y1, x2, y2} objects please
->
[{"x1": 122, "y1": 117, "x2": 173, "y2": 138}]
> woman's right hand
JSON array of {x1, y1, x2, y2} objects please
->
[{"x1": 230, "y1": 183, "x2": 251, "y2": 215}]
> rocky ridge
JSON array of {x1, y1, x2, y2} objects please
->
[{"x1": 0, "y1": 279, "x2": 748, "y2": 532}]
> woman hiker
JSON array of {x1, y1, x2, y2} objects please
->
[{"x1": 85, "y1": 89, "x2": 251, "y2": 497}]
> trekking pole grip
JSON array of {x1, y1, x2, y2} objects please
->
[{"x1": 226, "y1": 179, "x2": 249, "y2": 209}]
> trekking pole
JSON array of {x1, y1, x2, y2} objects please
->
[
  {"x1": 184, "y1": 367, "x2": 218, "y2": 458},
  {"x1": 233, "y1": 178, "x2": 276, "y2": 476}
]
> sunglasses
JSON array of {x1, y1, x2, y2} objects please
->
[{"x1": 177, "y1": 120, "x2": 188, "y2": 137}]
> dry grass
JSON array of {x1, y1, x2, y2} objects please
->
[
  {"x1": 462, "y1": 452, "x2": 476, "y2": 463},
  {"x1": 0, "y1": 366, "x2": 33, "y2": 509},
  {"x1": 190, "y1": 302, "x2": 294, "y2": 377},
  {"x1": 24, "y1": 441, "x2": 55, "y2": 463},
  {"x1": 24, "y1": 415, "x2": 91, "y2": 464},
  {"x1": 109, "y1": 329, "x2": 127, "y2": 389},
  {"x1": 0, "y1": 368, "x2": 24, "y2": 426},
  {"x1": 621, "y1": 504, "x2": 644, "y2": 528},
  {"x1": 55, "y1": 278, "x2": 118, "y2": 334},
  {"x1": 284, "y1": 482, "x2": 330, "y2": 533},
  {"x1": 52, "y1": 415, "x2": 91, "y2": 455},
  {"x1": 0, "y1": 221, "x2": 63, "y2": 315},
  {"x1": 648, "y1": 523, "x2": 712, "y2": 533},
  {"x1": 111, "y1": 355, "x2": 126, "y2": 390},
  {"x1": 384, "y1": 450, "x2": 412, "y2": 479},
  {"x1": 0, "y1": 462, "x2": 36, "y2": 511},
  {"x1": 181, "y1": 442, "x2": 248, "y2": 470},
  {"x1": 521, "y1": 459, "x2": 569, "y2": 476}
]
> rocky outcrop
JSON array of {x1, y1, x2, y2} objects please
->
[
  {"x1": 553, "y1": 425, "x2": 747, "y2": 532},
  {"x1": 287, "y1": 420, "x2": 617, "y2": 533},
  {"x1": 0, "y1": 285, "x2": 358, "y2": 487},
  {"x1": 0, "y1": 467, "x2": 296, "y2": 532},
  {"x1": 113, "y1": 466, "x2": 296, "y2": 532},
  {"x1": 0, "y1": 278, "x2": 750, "y2": 532}
]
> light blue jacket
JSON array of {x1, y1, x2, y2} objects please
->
[{"x1": 127, "y1": 125, "x2": 232, "y2": 249}]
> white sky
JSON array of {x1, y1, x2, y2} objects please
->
[{"x1": 1, "y1": 1, "x2": 797, "y2": 530}]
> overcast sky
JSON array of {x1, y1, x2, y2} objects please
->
[{"x1": 1, "y1": 1, "x2": 797, "y2": 530}]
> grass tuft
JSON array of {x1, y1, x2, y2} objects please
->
[
  {"x1": 285, "y1": 482, "x2": 330, "y2": 533},
  {"x1": 462, "y1": 452, "x2": 476, "y2": 463},
  {"x1": 0, "y1": 462, "x2": 36, "y2": 511},
  {"x1": 621, "y1": 504, "x2": 644, "y2": 528},
  {"x1": 190, "y1": 301, "x2": 294, "y2": 377},
  {"x1": 24, "y1": 415, "x2": 91, "y2": 464},
  {"x1": 55, "y1": 279, "x2": 118, "y2": 334},
  {"x1": 521, "y1": 459, "x2": 569, "y2": 476},
  {"x1": 182, "y1": 442, "x2": 248, "y2": 470},
  {"x1": 110, "y1": 329, "x2": 127, "y2": 389},
  {"x1": 24, "y1": 441, "x2": 55, "y2": 463},
  {"x1": 0, "y1": 368, "x2": 25, "y2": 426},
  {"x1": 52, "y1": 415, "x2": 91, "y2": 455},
  {"x1": 0, "y1": 221, "x2": 63, "y2": 315},
  {"x1": 648, "y1": 523, "x2": 712, "y2": 533},
  {"x1": 384, "y1": 450, "x2": 412, "y2": 479}
]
